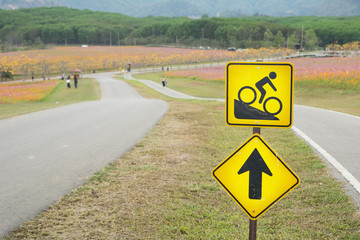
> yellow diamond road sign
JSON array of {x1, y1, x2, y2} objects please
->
[
  {"x1": 212, "y1": 134, "x2": 300, "y2": 220},
  {"x1": 226, "y1": 62, "x2": 294, "y2": 128}
]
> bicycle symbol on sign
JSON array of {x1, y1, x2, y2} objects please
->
[{"x1": 234, "y1": 72, "x2": 282, "y2": 120}]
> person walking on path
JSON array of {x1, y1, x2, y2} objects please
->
[
  {"x1": 161, "y1": 76, "x2": 167, "y2": 87},
  {"x1": 74, "y1": 75, "x2": 78, "y2": 88},
  {"x1": 66, "y1": 75, "x2": 71, "y2": 88}
]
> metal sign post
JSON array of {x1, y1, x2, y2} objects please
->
[
  {"x1": 213, "y1": 61, "x2": 299, "y2": 240},
  {"x1": 250, "y1": 127, "x2": 260, "y2": 240},
  {"x1": 249, "y1": 218, "x2": 257, "y2": 240}
]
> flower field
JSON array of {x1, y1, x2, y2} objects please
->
[
  {"x1": 0, "y1": 80, "x2": 58, "y2": 104},
  {"x1": 2, "y1": 47, "x2": 358, "y2": 105},
  {"x1": 165, "y1": 66, "x2": 225, "y2": 81},
  {"x1": 286, "y1": 57, "x2": 360, "y2": 89},
  {"x1": 165, "y1": 57, "x2": 360, "y2": 89},
  {"x1": 0, "y1": 46, "x2": 294, "y2": 81}
]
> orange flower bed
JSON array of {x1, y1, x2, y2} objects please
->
[{"x1": 0, "y1": 46, "x2": 294, "y2": 80}]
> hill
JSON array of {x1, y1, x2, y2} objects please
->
[
  {"x1": 1, "y1": 7, "x2": 360, "y2": 52},
  {"x1": 1, "y1": 0, "x2": 359, "y2": 17}
]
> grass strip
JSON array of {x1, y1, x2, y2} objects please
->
[
  {"x1": 134, "y1": 72, "x2": 360, "y2": 117},
  {"x1": 0, "y1": 78, "x2": 101, "y2": 119},
  {"x1": 135, "y1": 72, "x2": 225, "y2": 99},
  {"x1": 5, "y1": 79, "x2": 360, "y2": 239}
]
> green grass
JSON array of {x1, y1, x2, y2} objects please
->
[
  {"x1": 294, "y1": 83, "x2": 360, "y2": 116},
  {"x1": 0, "y1": 78, "x2": 101, "y2": 119},
  {"x1": 135, "y1": 72, "x2": 225, "y2": 99}
]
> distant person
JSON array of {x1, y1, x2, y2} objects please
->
[
  {"x1": 161, "y1": 76, "x2": 167, "y2": 87},
  {"x1": 74, "y1": 75, "x2": 78, "y2": 88},
  {"x1": 255, "y1": 72, "x2": 277, "y2": 104},
  {"x1": 66, "y1": 75, "x2": 71, "y2": 88}
]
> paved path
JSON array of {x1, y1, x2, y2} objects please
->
[
  {"x1": 0, "y1": 73, "x2": 168, "y2": 238},
  {"x1": 125, "y1": 72, "x2": 360, "y2": 208}
]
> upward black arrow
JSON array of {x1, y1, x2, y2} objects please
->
[{"x1": 238, "y1": 148, "x2": 273, "y2": 199}]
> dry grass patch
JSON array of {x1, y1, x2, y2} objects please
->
[{"x1": 294, "y1": 85, "x2": 360, "y2": 116}]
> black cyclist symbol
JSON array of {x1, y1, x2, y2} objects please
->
[
  {"x1": 234, "y1": 72, "x2": 282, "y2": 120},
  {"x1": 238, "y1": 86, "x2": 282, "y2": 116}
]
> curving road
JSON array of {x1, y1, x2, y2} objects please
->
[{"x1": 0, "y1": 73, "x2": 168, "y2": 238}]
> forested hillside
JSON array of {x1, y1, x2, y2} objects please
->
[
  {"x1": 1, "y1": 0, "x2": 360, "y2": 17},
  {"x1": 1, "y1": 7, "x2": 360, "y2": 51}
]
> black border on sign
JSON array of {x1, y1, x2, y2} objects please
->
[
  {"x1": 226, "y1": 62, "x2": 294, "y2": 128},
  {"x1": 212, "y1": 134, "x2": 300, "y2": 220}
]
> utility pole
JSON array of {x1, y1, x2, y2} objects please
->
[
  {"x1": 301, "y1": 25, "x2": 304, "y2": 50},
  {"x1": 286, "y1": 35, "x2": 289, "y2": 48},
  {"x1": 15, "y1": 33, "x2": 17, "y2": 48},
  {"x1": 110, "y1": 30, "x2": 112, "y2": 46},
  {"x1": 202, "y1": 27, "x2": 205, "y2": 47}
]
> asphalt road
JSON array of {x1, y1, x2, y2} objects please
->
[{"x1": 0, "y1": 73, "x2": 168, "y2": 238}]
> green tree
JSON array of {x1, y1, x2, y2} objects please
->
[
  {"x1": 287, "y1": 32, "x2": 300, "y2": 49},
  {"x1": 305, "y1": 29, "x2": 318, "y2": 50},
  {"x1": 201, "y1": 14, "x2": 209, "y2": 19},
  {"x1": 263, "y1": 28, "x2": 274, "y2": 47},
  {"x1": 273, "y1": 30, "x2": 285, "y2": 47}
]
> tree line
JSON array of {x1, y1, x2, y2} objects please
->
[{"x1": 1, "y1": 7, "x2": 360, "y2": 51}]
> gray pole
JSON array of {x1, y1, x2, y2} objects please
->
[{"x1": 249, "y1": 127, "x2": 260, "y2": 240}]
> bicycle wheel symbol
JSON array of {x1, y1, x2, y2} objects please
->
[
  {"x1": 238, "y1": 86, "x2": 282, "y2": 116},
  {"x1": 263, "y1": 97, "x2": 282, "y2": 116}
]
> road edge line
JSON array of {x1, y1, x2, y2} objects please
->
[{"x1": 292, "y1": 125, "x2": 360, "y2": 194}]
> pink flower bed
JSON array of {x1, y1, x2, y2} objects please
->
[
  {"x1": 165, "y1": 57, "x2": 360, "y2": 89},
  {"x1": 0, "y1": 81, "x2": 58, "y2": 104}
]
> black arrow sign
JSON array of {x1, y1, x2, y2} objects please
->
[{"x1": 238, "y1": 148, "x2": 273, "y2": 199}]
